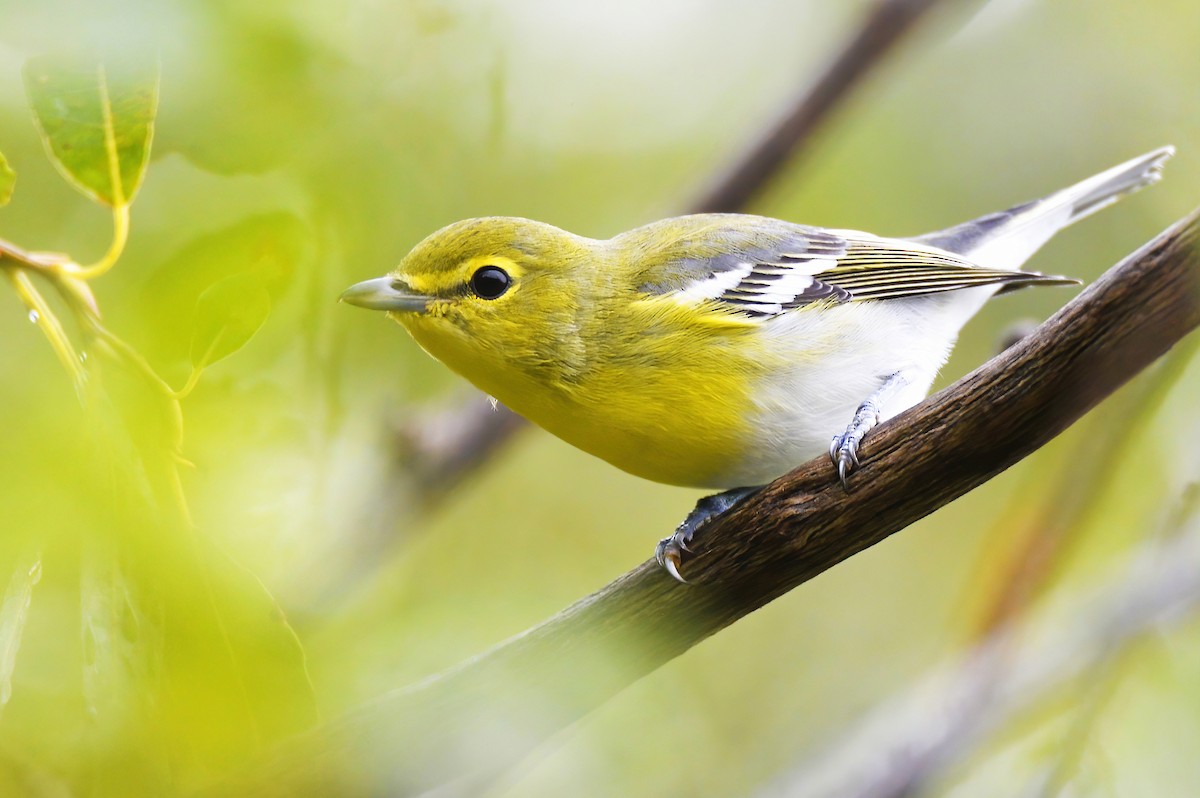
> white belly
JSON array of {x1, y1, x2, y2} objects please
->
[{"x1": 708, "y1": 288, "x2": 995, "y2": 488}]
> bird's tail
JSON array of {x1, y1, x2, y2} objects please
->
[
  {"x1": 1047, "y1": 145, "x2": 1174, "y2": 226},
  {"x1": 915, "y1": 146, "x2": 1174, "y2": 272}
]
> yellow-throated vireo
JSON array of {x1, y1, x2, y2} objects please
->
[{"x1": 343, "y1": 147, "x2": 1173, "y2": 581}]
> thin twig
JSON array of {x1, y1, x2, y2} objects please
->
[
  {"x1": 4, "y1": 267, "x2": 85, "y2": 388},
  {"x1": 222, "y1": 211, "x2": 1200, "y2": 797}
]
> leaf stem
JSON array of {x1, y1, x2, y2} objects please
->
[
  {"x1": 85, "y1": 318, "x2": 175, "y2": 398},
  {"x1": 73, "y1": 203, "x2": 130, "y2": 280},
  {"x1": 4, "y1": 266, "x2": 86, "y2": 389},
  {"x1": 69, "y1": 64, "x2": 132, "y2": 280},
  {"x1": 172, "y1": 366, "x2": 206, "y2": 401}
]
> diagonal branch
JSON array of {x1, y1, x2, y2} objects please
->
[
  {"x1": 232, "y1": 211, "x2": 1200, "y2": 797},
  {"x1": 690, "y1": 0, "x2": 956, "y2": 213}
]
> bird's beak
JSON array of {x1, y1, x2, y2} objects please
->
[{"x1": 339, "y1": 276, "x2": 430, "y2": 313}]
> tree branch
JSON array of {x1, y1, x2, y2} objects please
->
[
  {"x1": 232, "y1": 211, "x2": 1200, "y2": 796},
  {"x1": 690, "y1": 0, "x2": 952, "y2": 213}
]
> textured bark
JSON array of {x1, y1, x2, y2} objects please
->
[{"x1": 232, "y1": 212, "x2": 1200, "y2": 796}]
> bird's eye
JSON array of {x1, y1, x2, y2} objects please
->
[{"x1": 470, "y1": 265, "x2": 511, "y2": 299}]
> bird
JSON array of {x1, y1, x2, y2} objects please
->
[{"x1": 341, "y1": 146, "x2": 1173, "y2": 581}]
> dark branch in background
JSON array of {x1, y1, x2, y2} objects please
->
[
  {"x1": 691, "y1": 0, "x2": 949, "y2": 213},
  {"x1": 391, "y1": 399, "x2": 527, "y2": 503},
  {"x1": 394, "y1": 0, "x2": 960, "y2": 502},
  {"x1": 229, "y1": 212, "x2": 1200, "y2": 797},
  {"x1": 757, "y1": 486, "x2": 1200, "y2": 798}
]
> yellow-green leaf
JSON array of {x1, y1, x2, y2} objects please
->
[
  {"x1": 190, "y1": 271, "x2": 272, "y2": 370},
  {"x1": 0, "y1": 151, "x2": 14, "y2": 206},
  {"x1": 23, "y1": 55, "x2": 158, "y2": 207},
  {"x1": 136, "y1": 214, "x2": 307, "y2": 368}
]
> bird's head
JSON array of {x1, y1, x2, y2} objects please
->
[{"x1": 341, "y1": 217, "x2": 597, "y2": 393}]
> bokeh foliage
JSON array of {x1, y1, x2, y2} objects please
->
[{"x1": 0, "y1": 1, "x2": 1198, "y2": 796}]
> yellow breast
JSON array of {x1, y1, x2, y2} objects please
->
[{"x1": 403, "y1": 296, "x2": 765, "y2": 488}]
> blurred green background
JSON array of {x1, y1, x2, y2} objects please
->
[{"x1": 0, "y1": 0, "x2": 1198, "y2": 795}]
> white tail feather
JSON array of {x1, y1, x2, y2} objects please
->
[{"x1": 920, "y1": 146, "x2": 1174, "y2": 272}]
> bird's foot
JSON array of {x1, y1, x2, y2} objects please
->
[
  {"x1": 655, "y1": 486, "x2": 759, "y2": 583},
  {"x1": 829, "y1": 371, "x2": 913, "y2": 488},
  {"x1": 829, "y1": 401, "x2": 880, "y2": 488}
]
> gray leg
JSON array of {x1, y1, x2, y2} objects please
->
[
  {"x1": 655, "y1": 486, "x2": 760, "y2": 583},
  {"x1": 829, "y1": 372, "x2": 911, "y2": 488}
]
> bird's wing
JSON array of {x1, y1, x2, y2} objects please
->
[
  {"x1": 635, "y1": 218, "x2": 1074, "y2": 320},
  {"x1": 813, "y1": 232, "x2": 1077, "y2": 302}
]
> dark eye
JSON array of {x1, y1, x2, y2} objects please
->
[{"x1": 470, "y1": 265, "x2": 511, "y2": 299}]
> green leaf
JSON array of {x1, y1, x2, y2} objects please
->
[
  {"x1": 23, "y1": 55, "x2": 159, "y2": 207},
  {"x1": 153, "y1": 541, "x2": 319, "y2": 769},
  {"x1": 0, "y1": 552, "x2": 42, "y2": 714},
  {"x1": 0, "y1": 151, "x2": 14, "y2": 206},
  {"x1": 136, "y1": 213, "x2": 307, "y2": 368},
  {"x1": 186, "y1": 545, "x2": 319, "y2": 743},
  {"x1": 78, "y1": 354, "x2": 316, "y2": 771},
  {"x1": 190, "y1": 271, "x2": 272, "y2": 370}
]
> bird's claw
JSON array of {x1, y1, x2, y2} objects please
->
[
  {"x1": 829, "y1": 411, "x2": 874, "y2": 489},
  {"x1": 836, "y1": 448, "x2": 853, "y2": 488},
  {"x1": 829, "y1": 372, "x2": 908, "y2": 488},
  {"x1": 655, "y1": 486, "x2": 759, "y2": 583},
  {"x1": 658, "y1": 546, "x2": 685, "y2": 583},
  {"x1": 655, "y1": 525, "x2": 694, "y2": 584}
]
